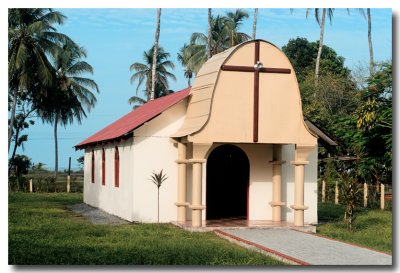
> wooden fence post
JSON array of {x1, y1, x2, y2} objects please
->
[
  {"x1": 29, "y1": 179, "x2": 33, "y2": 193},
  {"x1": 380, "y1": 184, "x2": 385, "y2": 210},
  {"x1": 67, "y1": 175, "x2": 71, "y2": 193},
  {"x1": 364, "y1": 183, "x2": 368, "y2": 207},
  {"x1": 335, "y1": 181, "x2": 339, "y2": 205},
  {"x1": 322, "y1": 180, "x2": 326, "y2": 203}
]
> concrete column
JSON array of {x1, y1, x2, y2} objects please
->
[
  {"x1": 363, "y1": 183, "x2": 368, "y2": 207},
  {"x1": 190, "y1": 159, "x2": 206, "y2": 227},
  {"x1": 269, "y1": 161, "x2": 285, "y2": 222},
  {"x1": 322, "y1": 180, "x2": 326, "y2": 203},
  {"x1": 175, "y1": 142, "x2": 188, "y2": 223},
  {"x1": 290, "y1": 161, "x2": 309, "y2": 226},
  {"x1": 380, "y1": 184, "x2": 385, "y2": 210},
  {"x1": 29, "y1": 179, "x2": 33, "y2": 193}
]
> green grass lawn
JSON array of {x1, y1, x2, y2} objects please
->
[
  {"x1": 317, "y1": 202, "x2": 392, "y2": 254},
  {"x1": 8, "y1": 192, "x2": 285, "y2": 265}
]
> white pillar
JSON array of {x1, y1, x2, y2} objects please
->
[
  {"x1": 269, "y1": 161, "x2": 285, "y2": 222},
  {"x1": 189, "y1": 159, "x2": 206, "y2": 227},
  {"x1": 290, "y1": 161, "x2": 309, "y2": 226},
  {"x1": 289, "y1": 143, "x2": 314, "y2": 227},
  {"x1": 175, "y1": 142, "x2": 188, "y2": 223}
]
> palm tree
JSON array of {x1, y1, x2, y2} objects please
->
[
  {"x1": 129, "y1": 46, "x2": 176, "y2": 107},
  {"x1": 177, "y1": 44, "x2": 194, "y2": 87},
  {"x1": 207, "y1": 8, "x2": 212, "y2": 59},
  {"x1": 252, "y1": 8, "x2": 258, "y2": 40},
  {"x1": 182, "y1": 9, "x2": 250, "y2": 74},
  {"x1": 306, "y1": 8, "x2": 334, "y2": 85},
  {"x1": 225, "y1": 9, "x2": 250, "y2": 47},
  {"x1": 150, "y1": 8, "x2": 161, "y2": 101},
  {"x1": 8, "y1": 8, "x2": 71, "y2": 152},
  {"x1": 37, "y1": 42, "x2": 99, "y2": 179},
  {"x1": 367, "y1": 9, "x2": 374, "y2": 75}
]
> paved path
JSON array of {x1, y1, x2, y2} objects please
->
[{"x1": 216, "y1": 229, "x2": 392, "y2": 265}]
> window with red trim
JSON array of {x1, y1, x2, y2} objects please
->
[
  {"x1": 114, "y1": 146, "x2": 119, "y2": 187},
  {"x1": 91, "y1": 150, "x2": 95, "y2": 183},
  {"x1": 102, "y1": 148, "x2": 106, "y2": 185}
]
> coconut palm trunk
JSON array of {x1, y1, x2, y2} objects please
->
[
  {"x1": 54, "y1": 114, "x2": 59, "y2": 180},
  {"x1": 252, "y1": 8, "x2": 258, "y2": 40},
  {"x1": 207, "y1": 8, "x2": 212, "y2": 59},
  {"x1": 150, "y1": 8, "x2": 161, "y2": 101},
  {"x1": 367, "y1": 8, "x2": 374, "y2": 75},
  {"x1": 8, "y1": 88, "x2": 18, "y2": 152},
  {"x1": 10, "y1": 122, "x2": 20, "y2": 165},
  {"x1": 315, "y1": 8, "x2": 326, "y2": 86}
]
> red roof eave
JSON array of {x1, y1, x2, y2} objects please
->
[{"x1": 75, "y1": 87, "x2": 191, "y2": 150}]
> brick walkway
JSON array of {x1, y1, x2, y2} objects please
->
[{"x1": 215, "y1": 229, "x2": 392, "y2": 265}]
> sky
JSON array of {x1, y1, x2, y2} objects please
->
[{"x1": 6, "y1": 7, "x2": 394, "y2": 171}]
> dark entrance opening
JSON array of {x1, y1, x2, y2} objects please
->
[{"x1": 206, "y1": 144, "x2": 250, "y2": 220}]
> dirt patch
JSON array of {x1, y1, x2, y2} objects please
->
[{"x1": 67, "y1": 203, "x2": 131, "y2": 225}]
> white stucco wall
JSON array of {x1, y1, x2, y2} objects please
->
[
  {"x1": 83, "y1": 141, "x2": 134, "y2": 221},
  {"x1": 83, "y1": 97, "x2": 317, "y2": 225},
  {"x1": 131, "y1": 100, "x2": 187, "y2": 223}
]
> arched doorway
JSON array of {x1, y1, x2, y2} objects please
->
[{"x1": 206, "y1": 144, "x2": 250, "y2": 220}]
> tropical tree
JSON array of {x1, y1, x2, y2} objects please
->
[
  {"x1": 181, "y1": 9, "x2": 250, "y2": 74},
  {"x1": 8, "y1": 8, "x2": 71, "y2": 152},
  {"x1": 207, "y1": 8, "x2": 212, "y2": 59},
  {"x1": 150, "y1": 8, "x2": 161, "y2": 101},
  {"x1": 9, "y1": 102, "x2": 35, "y2": 167},
  {"x1": 9, "y1": 154, "x2": 32, "y2": 191},
  {"x1": 177, "y1": 44, "x2": 193, "y2": 87},
  {"x1": 36, "y1": 42, "x2": 99, "y2": 179},
  {"x1": 252, "y1": 8, "x2": 258, "y2": 40},
  {"x1": 367, "y1": 9, "x2": 374, "y2": 75},
  {"x1": 360, "y1": 8, "x2": 374, "y2": 76},
  {"x1": 129, "y1": 46, "x2": 176, "y2": 107},
  {"x1": 305, "y1": 8, "x2": 335, "y2": 85},
  {"x1": 282, "y1": 37, "x2": 351, "y2": 83},
  {"x1": 225, "y1": 9, "x2": 250, "y2": 47}
]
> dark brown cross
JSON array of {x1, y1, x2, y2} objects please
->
[{"x1": 221, "y1": 41, "x2": 291, "y2": 142}]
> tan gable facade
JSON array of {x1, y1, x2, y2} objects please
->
[
  {"x1": 172, "y1": 40, "x2": 317, "y2": 146},
  {"x1": 172, "y1": 40, "x2": 318, "y2": 228}
]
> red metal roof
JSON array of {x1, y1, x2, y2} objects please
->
[{"x1": 75, "y1": 87, "x2": 191, "y2": 149}]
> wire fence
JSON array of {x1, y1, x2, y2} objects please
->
[{"x1": 9, "y1": 172, "x2": 84, "y2": 193}]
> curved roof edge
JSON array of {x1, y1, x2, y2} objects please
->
[{"x1": 171, "y1": 39, "x2": 291, "y2": 139}]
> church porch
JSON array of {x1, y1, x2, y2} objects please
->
[{"x1": 174, "y1": 141, "x2": 317, "y2": 229}]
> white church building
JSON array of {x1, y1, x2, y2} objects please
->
[{"x1": 75, "y1": 40, "x2": 336, "y2": 228}]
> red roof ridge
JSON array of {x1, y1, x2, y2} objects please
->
[{"x1": 75, "y1": 87, "x2": 191, "y2": 149}]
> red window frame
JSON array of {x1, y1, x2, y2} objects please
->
[
  {"x1": 91, "y1": 150, "x2": 95, "y2": 183},
  {"x1": 102, "y1": 148, "x2": 106, "y2": 185},
  {"x1": 114, "y1": 146, "x2": 119, "y2": 187}
]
